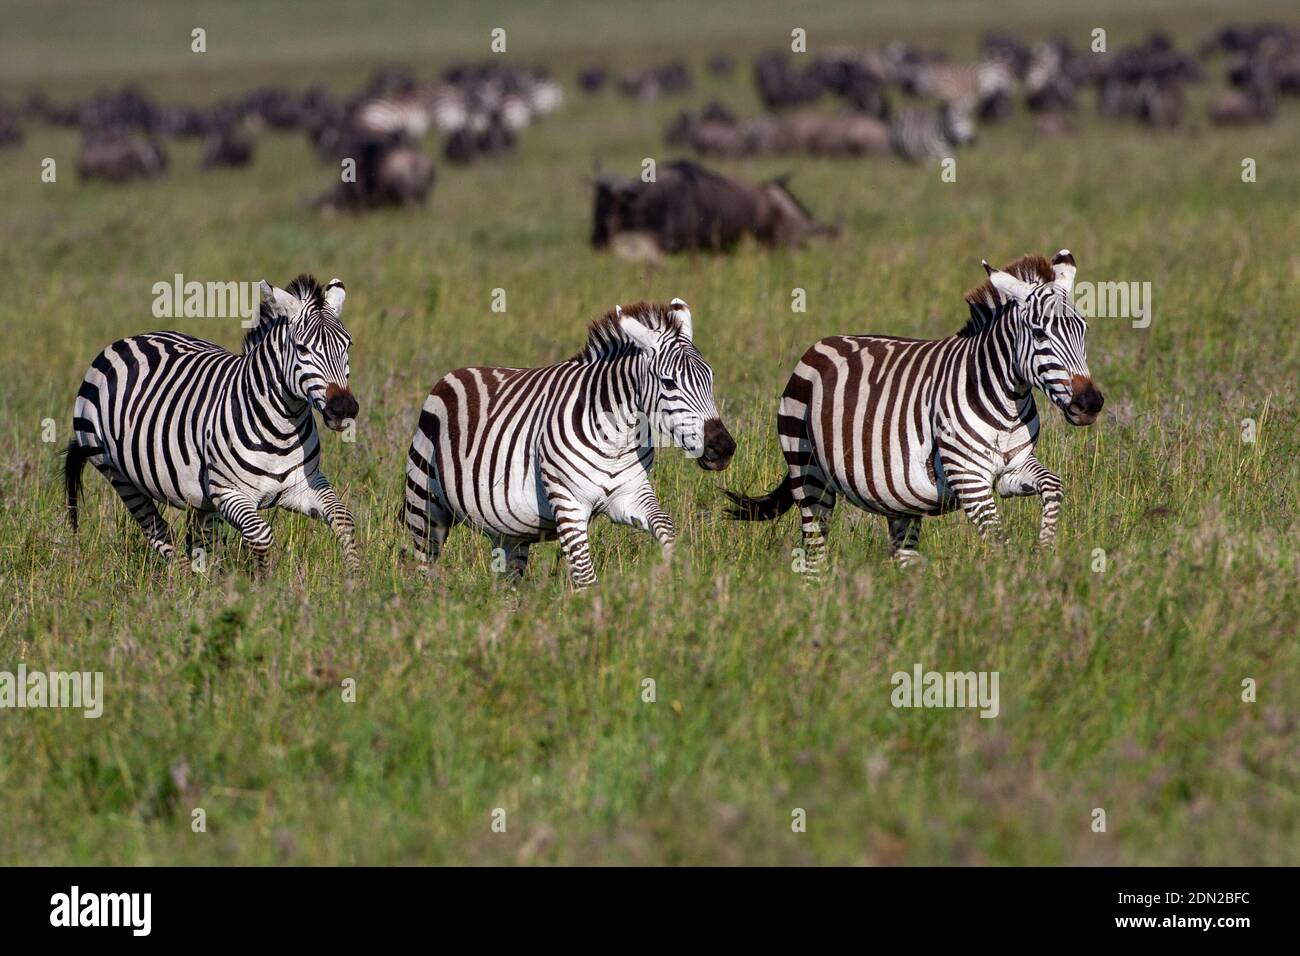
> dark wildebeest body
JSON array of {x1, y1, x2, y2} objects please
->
[
  {"x1": 200, "y1": 123, "x2": 255, "y2": 169},
  {"x1": 318, "y1": 133, "x2": 434, "y2": 212},
  {"x1": 77, "y1": 128, "x2": 168, "y2": 182},
  {"x1": 592, "y1": 160, "x2": 832, "y2": 254}
]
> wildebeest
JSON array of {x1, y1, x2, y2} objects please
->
[
  {"x1": 317, "y1": 133, "x2": 435, "y2": 213},
  {"x1": 578, "y1": 66, "x2": 610, "y2": 94},
  {"x1": 667, "y1": 102, "x2": 892, "y2": 159},
  {"x1": 591, "y1": 160, "x2": 835, "y2": 255},
  {"x1": 616, "y1": 60, "x2": 693, "y2": 101},
  {"x1": 443, "y1": 112, "x2": 515, "y2": 165},
  {"x1": 1094, "y1": 33, "x2": 1202, "y2": 127},
  {"x1": 200, "y1": 122, "x2": 255, "y2": 169},
  {"x1": 0, "y1": 102, "x2": 22, "y2": 147},
  {"x1": 77, "y1": 127, "x2": 168, "y2": 182}
]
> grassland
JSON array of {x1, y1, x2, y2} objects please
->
[{"x1": 0, "y1": 0, "x2": 1297, "y2": 865}]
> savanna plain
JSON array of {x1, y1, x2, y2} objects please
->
[{"x1": 0, "y1": 0, "x2": 1297, "y2": 864}]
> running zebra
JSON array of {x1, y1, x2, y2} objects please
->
[
  {"x1": 64, "y1": 275, "x2": 360, "y2": 575},
  {"x1": 404, "y1": 299, "x2": 736, "y2": 588},
  {"x1": 725, "y1": 251, "x2": 1103, "y2": 573}
]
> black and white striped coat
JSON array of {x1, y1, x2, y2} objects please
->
[
  {"x1": 65, "y1": 275, "x2": 360, "y2": 574},
  {"x1": 727, "y1": 252, "x2": 1103, "y2": 571},
  {"x1": 404, "y1": 299, "x2": 736, "y2": 587}
]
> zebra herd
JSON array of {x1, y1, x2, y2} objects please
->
[{"x1": 64, "y1": 251, "x2": 1102, "y2": 587}]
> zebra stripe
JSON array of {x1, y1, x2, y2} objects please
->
[
  {"x1": 726, "y1": 251, "x2": 1103, "y2": 575},
  {"x1": 353, "y1": 95, "x2": 433, "y2": 139},
  {"x1": 404, "y1": 299, "x2": 735, "y2": 588},
  {"x1": 65, "y1": 275, "x2": 360, "y2": 575},
  {"x1": 890, "y1": 102, "x2": 975, "y2": 163}
]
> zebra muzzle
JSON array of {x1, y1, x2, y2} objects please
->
[
  {"x1": 1065, "y1": 377, "x2": 1104, "y2": 426},
  {"x1": 323, "y1": 384, "x2": 359, "y2": 430},
  {"x1": 698, "y1": 418, "x2": 737, "y2": 471}
]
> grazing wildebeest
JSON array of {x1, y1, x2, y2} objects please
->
[
  {"x1": 317, "y1": 131, "x2": 434, "y2": 212},
  {"x1": 753, "y1": 50, "x2": 827, "y2": 109},
  {"x1": 591, "y1": 160, "x2": 835, "y2": 255},
  {"x1": 442, "y1": 111, "x2": 515, "y2": 165},
  {"x1": 578, "y1": 66, "x2": 610, "y2": 94},
  {"x1": 200, "y1": 122, "x2": 255, "y2": 169},
  {"x1": 616, "y1": 60, "x2": 693, "y2": 101},
  {"x1": 0, "y1": 102, "x2": 22, "y2": 147},
  {"x1": 77, "y1": 127, "x2": 168, "y2": 182},
  {"x1": 1094, "y1": 33, "x2": 1202, "y2": 127}
]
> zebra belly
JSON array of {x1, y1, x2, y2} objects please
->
[
  {"x1": 413, "y1": 423, "x2": 556, "y2": 540},
  {"x1": 825, "y1": 442, "x2": 955, "y2": 517}
]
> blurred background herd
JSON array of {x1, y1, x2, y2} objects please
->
[{"x1": 4, "y1": 4, "x2": 1297, "y2": 253}]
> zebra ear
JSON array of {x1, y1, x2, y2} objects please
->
[
  {"x1": 259, "y1": 280, "x2": 299, "y2": 317},
  {"x1": 324, "y1": 278, "x2": 346, "y2": 316},
  {"x1": 1051, "y1": 250, "x2": 1077, "y2": 298},
  {"x1": 982, "y1": 260, "x2": 1033, "y2": 304},
  {"x1": 668, "y1": 297, "x2": 693, "y2": 340},
  {"x1": 618, "y1": 314, "x2": 661, "y2": 353}
]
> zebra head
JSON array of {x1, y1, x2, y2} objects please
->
[
  {"x1": 616, "y1": 299, "x2": 736, "y2": 470},
  {"x1": 259, "y1": 276, "x2": 358, "y2": 431},
  {"x1": 983, "y1": 250, "x2": 1104, "y2": 426}
]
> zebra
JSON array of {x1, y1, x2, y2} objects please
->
[
  {"x1": 725, "y1": 251, "x2": 1103, "y2": 574},
  {"x1": 64, "y1": 275, "x2": 360, "y2": 575},
  {"x1": 404, "y1": 299, "x2": 736, "y2": 588},
  {"x1": 352, "y1": 93, "x2": 434, "y2": 140},
  {"x1": 890, "y1": 102, "x2": 975, "y2": 163}
]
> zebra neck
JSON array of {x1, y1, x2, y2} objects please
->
[
  {"x1": 240, "y1": 322, "x2": 311, "y2": 427},
  {"x1": 589, "y1": 353, "x2": 654, "y2": 459},
  {"x1": 965, "y1": 318, "x2": 1033, "y2": 415}
]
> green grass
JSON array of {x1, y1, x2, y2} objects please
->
[{"x1": 1, "y1": 0, "x2": 1297, "y2": 865}]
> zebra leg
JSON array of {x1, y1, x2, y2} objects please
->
[
  {"x1": 97, "y1": 463, "x2": 178, "y2": 563},
  {"x1": 185, "y1": 509, "x2": 222, "y2": 571},
  {"x1": 298, "y1": 476, "x2": 361, "y2": 574},
  {"x1": 554, "y1": 515, "x2": 597, "y2": 588},
  {"x1": 404, "y1": 472, "x2": 454, "y2": 574},
  {"x1": 887, "y1": 515, "x2": 924, "y2": 566},
  {"x1": 947, "y1": 470, "x2": 1006, "y2": 545},
  {"x1": 997, "y1": 457, "x2": 1064, "y2": 548},
  {"x1": 606, "y1": 482, "x2": 676, "y2": 560},
  {"x1": 793, "y1": 489, "x2": 836, "y2": 583},
  {"x1": 780, "y1": 422, "x2": 836, "y2": 580},
  {"x1": 491, "y1": 538, "x2": 531, "y2": 582},
  {"x1": 541, "y1": 477, "x2": 599, "y2": 588},
  {"x1": 211, "y1": 492, "x2": 274, "y2": 576}
]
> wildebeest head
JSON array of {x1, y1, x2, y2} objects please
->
[
  {"x1": 591, "y1": 174, "x2": 639, "y2": 247},
  {"x1": 756, "y1": 174, "x2": 838, "y2": 246}
]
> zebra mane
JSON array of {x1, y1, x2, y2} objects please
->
[
  {"x1": 957, "y1": 255, "x2": 1055, "y2": 337},
  {"x1": 574, "y1": 301, "x2": 684, "y2": 362},
  {"x1": 242, "y1": 274, "x2": 326, "y2": 354}
]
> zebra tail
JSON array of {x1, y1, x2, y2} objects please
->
[
  {"x1": 723, "y1": 475, "x2": 795, "y2": 521},
  {"x1": 63, "y1": 440, "x2": 94, "y2": 531}
]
